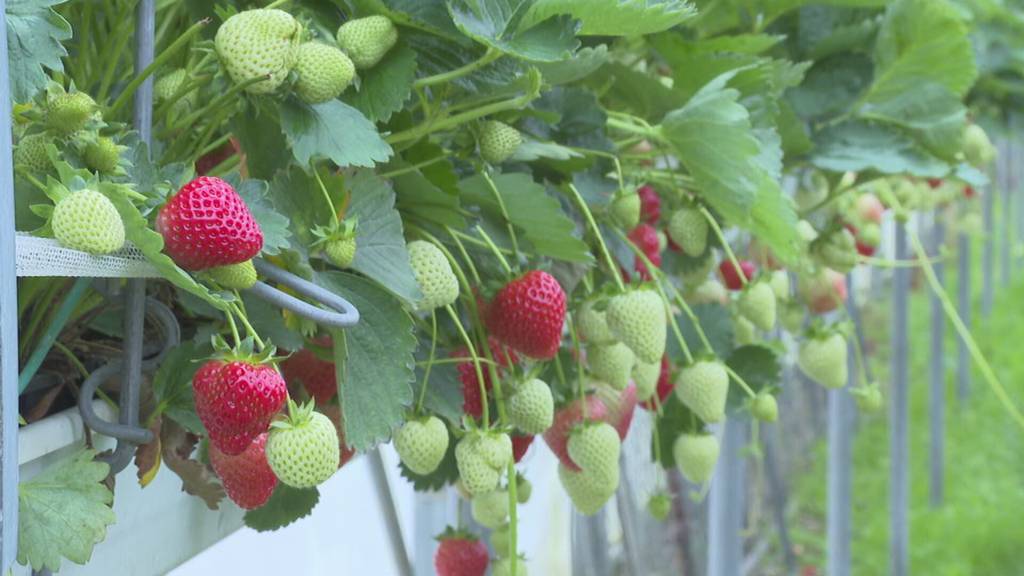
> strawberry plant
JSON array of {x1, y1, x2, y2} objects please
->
[{"x1": 9, "y1": 0, "x2": 1024, "y2": 573}]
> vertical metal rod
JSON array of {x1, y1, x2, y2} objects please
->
[
  {"x1": 708, "y1": 419, "x2": 745, "y2": 576},
  {"x1": 890, "y1": 221, "x2": 910, "y2": 576},
  {"x1": 957, "y1": 233, "x2": 972, "y2": 401},
  {"x1": 984, "y1": 171, "x2": 995, "y2": 316},
  {"x1": 0, "y1": 0, "x2": 19, "y2": 567},
  {"x1": 929, "y1": 212, "x2": 945, "y2": 508},
  {"x1": 615, "y1": 454, "x2": 643, "y2": 576},
  {"x1": 369, "y1": 450, "x2": 414, "y2": 576},
  {"x1": 1001, "y1": 139, "x2": 1013, "y2": 287},
  {"x1": 827, "y1": 278, "x2": 856, "y2": 576}
]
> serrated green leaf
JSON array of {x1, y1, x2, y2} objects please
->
[
  {"x1": 18, "y1": 450, "x2": 114, "y2": 572},
  {"x1": 151, "y1": 341, "x2": 208, "y2": 435},
  {"x1": 859, "y1": 81, "x2": 966, "y2": 161},
  {"x1": 347, "y1": 172, "x2": 422, "y2": 307},
  {"x1": 266, "y1": 165, "x2": 342, "y2": 249},
  {"x1": 343, "y1": 41, "x2": 418, "y2": 123},
  {"x1": 243, "y1": 484, "x2": 320, "y2": 532},
  {"x1": 447, "y1": 0, "x2": 580, "y2": 62},
  {"x1": 524, "y1": 0, "x2": 695, "y2": 36},
  {"x1": 316, "y1": 272, "x2": 416, "y2": 450},
  {"x1": 788, "y1": 55, "x2": 874, "y2": 122},
  {"x1": 352, "y1": 0, "x2": 463, "y2": 40},
  {"x1": 511, "y1": 139, "x2": 583, "y2": 162},
  {"x1": 589, "y1": 62, "x2": 685, "y2": 122},
  {"x1": 99, "y1": 182, "x2": 231, "y2": 311},
  {"x1": 724, "y1": 344, "x2": 780, "y2": 411},
  {"x1": 415, "y1": 344, "x2": 465, "y2": 423},
  {"x1": 811, "y1": 120, "x2": 949, "y2": 177},
  {"x1": 670, "y1": 303, "x2": 734, "y2": 362},
  {"x1": 7, "y1": 0, "x2": 71, "y2": 103},
  {"x1": 534, "y1": 45, "x2": 608, "y2": 85},
  {"x1": 279, "y1": 98, "x2": 392, "y2": 168},
  {"x1": 391, "y1": 161, "x2": 466, "y2": 229},
  {"x1": 460, "y1": 171, "x2": 593, "y2": 263},
  {"x1": 228, "y1": 176, "x2": 292, "y2": 256},
  {"x1": 231, "y1": 101, "x2": 289, "y2": 181},
  {"x1": 241, "y1": 292, "x2": 305, "y2": 352}
]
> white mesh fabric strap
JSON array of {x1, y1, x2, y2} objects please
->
[{"x1": 16, "y1": 233, "x2": 160, "y2": 278}]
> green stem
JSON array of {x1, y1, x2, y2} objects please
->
[
  {"x1": 265, "y1": 0, "x2": 291, "y2": 9},
  {"x1": 230, "y1": 301, "x2": 265, "y2": 350},
  {"x1": 566, "y1": 184, "x2": 626, "y2": 292},
  {"x1": 376, "y1": 155, "x2": 447, "y2": 179},
  {"x1": 567, "y1": 313, "x2": 587, "y2": 419},
  {"x1": 153, "y1": 75, "x2": 210, "y2": 120},
  {"x1": 414, "y1": 48, "x2": 501, "y2": 88},
  {"x1": 386, "y1": 87, "x2": 539, "y2": 145},
  {"x1": 482, "y1": 170, "x2": 521, "y2": 261},
  {"x1": 314, "y1": 168, "x2": 339, "y2": 225},
  {"x1": 699, "y1": 206, "x2": 747, "y2": 288},
  {"x1": 417, "y1": 357, "x2": 498, "y2": 368},
  {"x1": 444, "y1": 226, "x2": 483, "y2": 286},
  {"x1": 606, "y1": 116, "x2": 656, "y2": 139},
  {"x1": 415, "y1": 312, "x2": 438, "y2": 413},
  {"x1": 668, "y1": 286, "x2": 715, "y2": 355},
  {"x1": 475, "y1": 225, "x2": 513, "y2": 276},
  {"x1": 108, "y1": 18, "x2": 210, "y2": 118},
  {"x1": 724, "y1": 364, "x2": 756, "y2": 399},
  {"x1": 507, "y1": 463, "x2": 520, "y2": 575},
  {"x1": 158, "y1": 74, "x2": 264, "y2": 139},
  {"x1": 446, "y1": 304, "x2": 490, "y2": 429},
  {"x1": 225, "y1": 308, "x2": 241, "y2": 348}
]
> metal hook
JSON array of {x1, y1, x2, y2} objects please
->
[{"x1": 247, "y1": 259, "x2": 360, "y2": 328}]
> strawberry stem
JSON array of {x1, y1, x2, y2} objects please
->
[
  {"x1": 481, "y1": 170, "x2": 521, "y2": 263},
  {"x1": 265, "y1": 0, "x2": 291, "y2": 8},
  {"x1": 415, "y1": 311, "x2": 438, "y2": 414},
  {"x1": 724, "y1": 364, "x2": 756, "y2": 399},
  {"x1": 698, "y1": 205, "x2": 748, "y2": 289},
  {"x1": 444, "y1": 226, "x2": 483, "y2": 286},
  {"x1": 506, "y1": 460, "x2": 520, "y2": 575},
  {"x1": 565, "y1": 183, "x2": 627, "y2": 292},
  {"x1": 157, "y1": 74, "x2": 267, "y2": 139},
  {"x1": 474, "y1": 225, "x2": 513, "y2": 276},
  {"x1": 666, "y1": 285, "x2": 715, "y2": 355},
  {"x1": 416, "y1": 357, "x2": 498, "y2": 368},
  {"x1": 224, "y1": 308, "x2": 241, "y2": 348},
  {"x1": 312, "y1": 167, "x2": 340, "y2": 226},
  {"x1": 566, "y1": 312, "x2": 588, "y2": 419},
  {"x1": 108, "y1": 18, "x2": 210, "y2": 118},
  {"x1": 414, "y1": 48, "x2": 502, "y2": 89},
  {"x1": 565, "y1": 147, "x2": 626, "y2": 194},
  {"x1": 230, "y1": 299, "x2": 265, "y2": 350},
  {"x1": 446, "y1": 304, "x2": 490, "y2": 429}
]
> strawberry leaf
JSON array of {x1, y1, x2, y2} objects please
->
[
  {"x1": 227, "y1": 176, "x2": 292, "y2": 256},
  {"x1": 523, "y1": 0, "x2": 696, "y2": 37},
  {"x1": 6, "y1": 0, "x2": 71, "y2": 103},
  {"x1": 243, "y1": 484, "x2": 319, "y2": 532},
  {"x1": 652, "y1": 395, "x2": 701, "y2": 469},
  {"x1": 316, "y1": 272, "x2": 417, "y2": 451},
  {"x1": 17, "y1": 450, "x2": 115, "y2": 572},
  {"x1": 670, "y1": 303, "x2": 734, "y2": 362},
  {"x1": 279, "y1": 98, "x2": 393, "y2": 168},
  {"x1": 447, "y1": 0, "x2": 581, "y2": 62},
  {"x1": 151, "y1": 340, "x2": 208, "y2": 435},
  {"x1": 343, "y1": 40, "x2": 418, "y2": 123}
]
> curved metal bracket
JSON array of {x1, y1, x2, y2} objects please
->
[{"x1": 248, "y1": 259, "x2": 360, "y2": 328}]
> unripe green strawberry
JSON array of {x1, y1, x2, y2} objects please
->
[
  {"x1": 689, "y1": 279, "x2": 727, "y2": 305},
  {"x1": 963, "y1": 124, "x2": 996, "y2": 168},
  {"x1": 859, "y1": 221, "x2": 881, "y2": 248},
  {"x1": 492, "y1": 557, "x2": 529, "y2": 576},
  {"x1": 780, "y1": 301, "x2": 805, "y2": 333},
  {"x1": 47, "y1": 92, "x2": 96, "y2": 134},
  {"x1": 738, "y1": 281, "x2": 776, "y2": 331},
  {"x1": 813, "y1": 228, "x2": 858, "y2": 273},
  {"x1": 154, "y1": 68, "x2": 188, "y2": 102},
  {"x1": 577, "y1": 300, "x2": 615, "y2": 345},
  {"x1": 610, "y1": 191, "x2": 640, "y2": 229},
  {"x1": 294, "y1": 42, "x2": 355, "y2": 104},
  {"x1": 407, "y1": 240, "x2": 459, "y2": 311},
  {"x1": 471, "y1": 489, "x2": 509, "y2": 529},
  {"x1": 266, "y1": 401, "x2": 341, "y2": 488},
  {"x1": 769, "y1": 269, "x2": 790, "y2": 301},
  {"x1": 336, "y1": 15, "x2": 398, "y2": 69},
  {"x1": 479, "y1": 121, "x2": 522, "y2": 164},
  {"x1": 324, "y1": 236, "x2": 356, "y2": 268},
  {"x1": 795, "y1": 172, "x2": 828, "y2": 212},
  {"x1": 587, "y1": 342, "x2": 634, "y2": 391},
  {"x1": 558, "y1": 462, "x2": 618, "y2": 515},
  {"x1": 733, "y1": 315, "x2": 756, "y2": 346},
  {"x1": 853, "y1": 383, "x2": 883, "y2": 412},
  {"x1": 515, "y1": 473, "x2": 531, "y2": 503},
  {"x1": 455, "y1": 431, "x2": 510, "y2": 495},
  {"x1": 673, "y1": 433, "x2": 719, "y2": 484},
  {"x1": 680, "y1": 255, "x2": 715, "y2": 287},
  {"x1": 667, "y1": 207, "x2": 708, "y2": 257},
  {"x1": 83, "y1": 137, "x2": 121, "y2": 174},
  {"x1": 567, "y1": 422, "x2": 620, "y2": 473},
  {"x1": 52, "y1": 189, "x2": 125, "y2": 255},
  {"x1": 215, "y1": 9, "x2": 301, "y2": 95},
  {"x1": 674, "y1": 359, "x2": 729, "y2": 423},
  {"x1": 605, "y1": 288, "x2": 666, "y2": 363},
  {"x1": 796, "y1": 219, "x2": 819, "y2": 244},
  {"x1": 632, "y1": 359, "x2": 661, "y2": 401},
  {"x1": 394, "y1": 415, "x2": 449, "y2": 475},
  {"x1": 14, "y1": 133, "x2": 51, "y2": 172},
  {"x1": 206, "y1": 260, "x2": 257, "y2": 289},
  {"x1": 508, "y1": 378, "x2": 554, "y2": 435},
  {"x1": 491, "y1": 523, "x2": 513, "y2": 558},
  {"x1": 751, "y1": 392, "x2": 778, "y2": 422},
  {"x1": 647, "y1": 492, "x2": 671, "y2": 521},
  {"x1": 798, "y1": 332, "x2": 847, "y2": 389}
]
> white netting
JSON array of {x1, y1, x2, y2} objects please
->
[{"x1": 16, "y1": 233, "x2": 160, "y2": 278}]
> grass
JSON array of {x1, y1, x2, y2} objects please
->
[{"x1": 781, "y1": 244, "x2": 1024, "y2": 575}]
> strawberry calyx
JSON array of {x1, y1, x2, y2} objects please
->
[
  {"x1": 435, "y1": 525, "x2": 480, "y2": 543},
  {"x1": 310, "y1": 217, "x2": 358, "y2": 248},
  {"x1": 270, "y1": 397, "x2": 316, "y2": 432},
  {"x1": 209, "y1": 334, "x2": 281, "y2": 365}
]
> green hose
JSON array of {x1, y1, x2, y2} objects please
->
[{"x1": 18, "y1": 277, "x2": 92, "y2": 394}]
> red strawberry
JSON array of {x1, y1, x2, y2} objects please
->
[
  {"x1": 598, "y1": 383, "x2": 637, "y2": 440},
  {"x1": 157, "y1": 176, "x2": 263, "y2": 270},
  {"x1": 193, "y1": 359, "x2": 287, "y2": 455},
  {"x1": 637, "y1": 185, "x2": 661, "y2": 224},
  {"x1": 964, "y1": 185, "x2": 976, "y2": 199},
  {"x1": 209, "y1": 432, "x2": 277, "y2": 509},
  {"x1": 640, "y1": 357, "x2": 672, "y2": 411},
  {"x1": 628, "y1": 223, "x2": 662, "y2": 280},
  {"x1": 542, "y1": 395, "x2": 607, "y2": 471},
  {"x1": 719, "y1": 259, "x2": 756, "y2": 291},
  {"x1": 455, "y1": 338, "x2": 518, "y2": 419},
  {"x1": 319, "y1": 403, "x2": 357, "y2": 468},
  {"x1": 486, "y1": 270, "x2": 566, "y2": 359},
  {"x1": 281, "y1": 337, "x2": 336, "y2": 404},
  {"x1": 927, "y1": 178, "x2": 942, "y2": 189},
  {"x1": 512, "y1": 433, "x2": 534, "y2": 463},
  {"x1": 435, "y1": 530, "x2": 489, "y2": 576}
]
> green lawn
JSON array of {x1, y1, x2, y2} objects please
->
[{"x1": 781, "y1": 254, "x2": 1024, "y2": 575}]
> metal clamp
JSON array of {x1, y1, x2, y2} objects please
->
[{"x1": 247, "y1": 259, "x2": 360, "y2": 328}]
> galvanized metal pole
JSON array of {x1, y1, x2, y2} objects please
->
[
  {"x1": 929, "y1": 211, "x2": 945, "y2": 508},
  {"x1": 983, "y1": 172, "x2": 995, "y2": 316},
  {"x1": 708, "y1": 419, "x2": 746, "y2": 576},
  {"x1": 891, "y1": 221, "x2": 910, "y2": 576},
  {"x1": 957, "y1": 232, "x2": 972, "y2": 401},
  {"x1": 827, "y1": 277, "x2": 857, "y2": 576},
  {"x1": 0, "y1": 0, "x2": 20, "y2": 568},
  {"x1": 369, "y1": 450, "x2": 414, "y2": 576}
]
